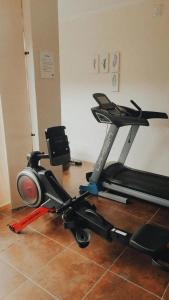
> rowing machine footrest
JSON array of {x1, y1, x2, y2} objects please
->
[
  {"x1": 130, "y1": 224, "x2": 169, "y2": 255},
  {"x1": 152, "y1": 249, "x2": 169, "y2": 272}
]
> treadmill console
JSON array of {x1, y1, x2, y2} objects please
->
[
  {"x1": 93, "y1": 93, "x2": 117, "y2": 110},
  {"x1": 92, "y1": 93, "x2": 149, "y2": 127}
]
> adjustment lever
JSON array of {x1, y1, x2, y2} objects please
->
[{"x1": 130, "y1": 100, "x2": 142, "y2": 117}]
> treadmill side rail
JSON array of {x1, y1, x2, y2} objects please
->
[
  {"x1": 98, "y1": 191, "x2": 128, "y2": 204},
  {"x1": 102, "y1": 182, "x2": 169, "y2": 208}
]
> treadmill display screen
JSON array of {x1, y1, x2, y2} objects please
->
[
  {"x1": 94, "y1": 94, "x2": 111, "y2": 106},
  {"x1": 93, "y1": 93, "x2": 116, "y2": 110}
]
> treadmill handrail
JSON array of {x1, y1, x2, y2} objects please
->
[
  {"x1": 91, "y1": 106, "x2": 149, "y2": 127},
  {"x1": 142, "y1": 111, "x2": 168, "y2": 119},
  {"x1": 92, "y1": 93, "x2": 168, "y2": 126}
]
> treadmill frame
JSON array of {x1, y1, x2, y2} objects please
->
[{"x1": 88, "y1": 124, "x2": 169, "y2": 207}]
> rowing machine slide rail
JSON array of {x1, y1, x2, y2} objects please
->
[
  {"x1": 9, "y1": 190, "x2": 169, "y2": 271},
  {"x1": 8, "y1": 151, "x2": 169, "y2": 272}
]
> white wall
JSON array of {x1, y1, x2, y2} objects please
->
[
  {"x1": 0, "y1": 0, "x2": 61, "y2": 208},
  {"x1": 29, "y1": 0, "x2": 61, "y2": 150},
  {"x1": 23, "y1": 0, "x2": 61, "y2": 153},
  {"x1": 59, "y1": 0, "x2": 169, "y2": 176},
  {"x1": 0, "y1": 96, "x2": 10, "y2": 207},
  {"x1": 28, "y1": 0, "x2": 62, "y2": 178},
  {"x1": 0, "y1": 0, "x2": 32, "y2": 208}
]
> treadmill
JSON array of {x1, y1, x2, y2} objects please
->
[{"x1": 80, "y1": 93, "x2": 169, "y2": 207}]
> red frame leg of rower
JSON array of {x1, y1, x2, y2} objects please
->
[{"x1": 8, "y1": 206, "x2": 51, "y2": 233}]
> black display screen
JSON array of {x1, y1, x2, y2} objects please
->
[
  {"x1": 93, "y1": 94, "x2": 111, "y2": 106},
  {"x1": 97, "y1": 95, "x2": 111, "y2": 105},
  {"x1": 93, "y1": 93, "x2": 116, "y2": 110}
]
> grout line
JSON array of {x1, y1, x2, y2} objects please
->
[
  {"x1": 80, "y1": 239, "x2": 162, "y2": 300},
  {"x1": 161, "y1": 282, "x2": 169, "y2": 300},
  {"x1": 0, "y1": 211, "x2": 19, "y2": 218},
  {"x1": 64, "y1": 244, "x2": 106, "y2": 270},
  {"x1": 0, "y1": 244, "x2": 68, "y2": 282},
  {"x1": 64, "y1": 240, "x2": 76, "y2": 248},
  {"x1": 0, "y1": 236, "x2": 105, "y2": 298},
  {"x1": 1, "y1": 219, "x2": 108, "y2": 299},
  {"x1": 3, "y1": 215, "x2": 106, "y2": 271},
  {"x1": 26, "y1": 247, "x2": 68, "y2": 276},
  {"x1": 106, "y1": 246, "x2": 128, "y2": 273},
  {"x1": 26, "y1": 213, "x2": 78, "y2": 250},
  {"x1": 29, "y1": 226, "x2": 67, "y2": 249},
  {"x1": 26, "y1": 218, "x2": 79, "y2": 250},
  {"x1": 0, "y1": 206, "x2": 28, "y2": 216},
  {"x1": 106, "y1": 226, "x2": 166, "y2": 300},
  {"x1": 0, "y1": 202, "x2": 10, "y2": 210},
  {"x1": 30, "y1": 225, "x2": 88, "y2": 252},
  {"x1": 4, "y1": 277, "x2": 58, "y2": 300},
  {"x1": 115, "y1": 206, "x2": 156, "y2": 223},
  {"x1": 30, "y1": 225, "x2": 111, "y2": 271},
  {"x1": 108, "y1": 247, "x2": 127, "y2": 268},
  {"x1": 0, "y1": 211, "x2": 8, "y2": 217},
  {"x1": 81, "y1": 269, "x2": 109, "y2": 300},
  {"x1": 109, "y1": 270, "x2": 161, "y2": 299},
  {"x1": 0, "y1": 234, "x2": 163, "y2": 300},
  {"x1": 89, "y1": 198, "x2": 159, "y2": 225},
  {"x1": 147, "y1": 208, "x2": 160, "y2": 223},
  {"x1": 81, "y1": 247, "x2": 128, "y2": 300},
  {"x1": 0, "y1": 257, "x2": 59, "y2": 300}
]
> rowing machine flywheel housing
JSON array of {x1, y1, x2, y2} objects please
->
[{"x1": 17, "y1": 168, "x2": 43, "y2": 208}]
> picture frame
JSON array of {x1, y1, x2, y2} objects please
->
[
  {"x1": 91, "y1": 54, "x2": 99, "y2": 73},
  {"x1": 100, "y1": 53, "x2": 109, "y2": 73},
  {"x1": 112, "y1": 72, "x2": 119, "y2": 92},
  {"x1": 110, "y1": 51, "x2": 120, "y2": 73}
]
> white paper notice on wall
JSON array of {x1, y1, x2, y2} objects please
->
[{"x1": 40, "y1": 51, "x2": 55, "y2": 79}]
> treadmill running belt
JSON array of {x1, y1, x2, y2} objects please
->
[{"x1": 104, "y1": 166, "x2": 169, "y2": 200}]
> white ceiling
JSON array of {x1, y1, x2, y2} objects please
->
[{"x1": 58, "y1": 0, "x2": 144, "y2": 20}]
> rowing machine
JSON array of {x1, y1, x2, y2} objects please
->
[{"x1": 8, "y1": 126, "x2": 169, "y2": 272}]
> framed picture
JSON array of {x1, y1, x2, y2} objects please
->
[
  {"x1": 112, "y1": 73, "x2": 119, "y2": 92},
  {"x1": 110, "y1": 51, "x2": 120, "y2": 73},
  {"x1": 100, "y1": 53, "x2": 109, "y2": 73},
  {"x1": 91, "y1": 55, "x2": 99, "y2": 73}
]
